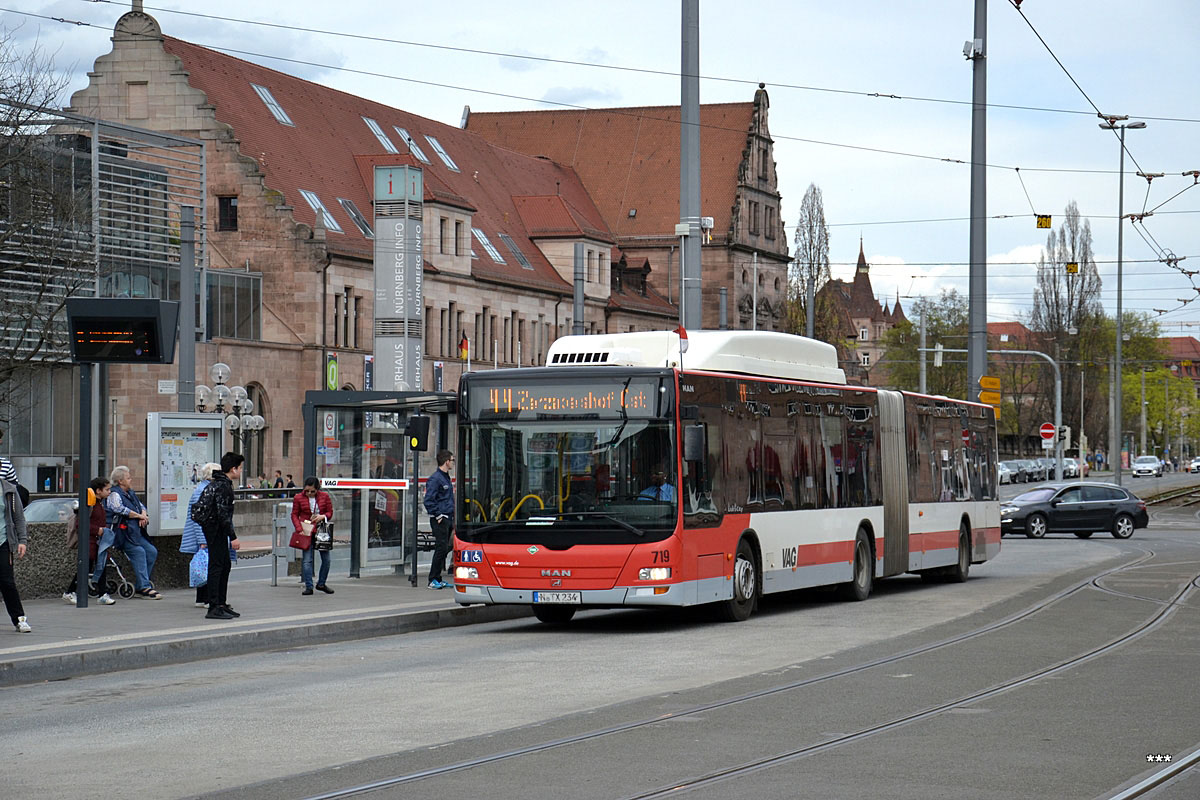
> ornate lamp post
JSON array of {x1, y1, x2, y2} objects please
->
[{"x1": 194, "y1": 362, "x2": 265, "y2": 486}]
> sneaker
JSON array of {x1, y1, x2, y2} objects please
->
[
  {"x1": 15, "y1": 616, "x2": 31, "y2": 633},
  {"x1": 220, "y1": 605, "x2": 241, "y2": 618},
  {"x1": 427, "y1": 580, "x2": 447, "y2": 590},
  {"x1": 302, "y1": 587, "x2": 314, "y2": 595},
  {"x1": 62, "y1": 592, "x2": 76, "y2": 604},
  {"x1": 205, "y1": 607, "x2": 234, "y2": 620},
  {"x1": 97, "y1": 594, "x2": 116, "y2": 605},
  {"x1": 195, "y1": 601, "x2": 208, "y2": 608},
  {"x1": 315, "y1": 584, "x2": 334, "y2": 594}
]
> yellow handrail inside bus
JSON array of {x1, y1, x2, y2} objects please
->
[
  {"x1": 496, "y1": 497, "x2": 512, "y2": 519},
  {"x1": 464, "y1": 498, "x2": 487, "y2": 522},
  {"x1": 508, "y1": 494, "x2": 546, "y2": 520}
]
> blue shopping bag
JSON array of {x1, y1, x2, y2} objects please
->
[{"x1": 189, "y1": 548, "x2": 209, "y2": 588}]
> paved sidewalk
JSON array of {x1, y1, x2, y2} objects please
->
[{"x1": 0, "y1": 572, "x2": 530, "y2": 688}]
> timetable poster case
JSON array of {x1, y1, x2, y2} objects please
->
[{"x1": 146, "y1": 412, "x2": 225, "y2": 537}]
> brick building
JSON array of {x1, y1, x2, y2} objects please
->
[
  {"x1": 465, "y1": 85, "x2": 790, "y2": 331},
  {"x1": 62, "y1": 7, "x2": 675, "y2": 480},
  {"x1": 818, "y1": 240, "x2": 907, "y2": 383}
]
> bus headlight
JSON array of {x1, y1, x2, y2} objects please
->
[
  {"x1": 455, "y1": 566, "x2": 479, "y2": 580},
  {"x1": 639, "y1": 567, "x2": 671, "y2": 581}
]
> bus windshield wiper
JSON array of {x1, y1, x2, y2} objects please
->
[
  {"x1": 540, "y1": 511, "x2": 646, "y2": 537},
  {"x1": 465, "y1": 511, "x2": 647, "y2": 538}
]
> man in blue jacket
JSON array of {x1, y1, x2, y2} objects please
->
[{"x1": 423, "y1": 449, "x2": 455, "y2": 589}]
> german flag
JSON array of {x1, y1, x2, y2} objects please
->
[{"x1": 458, "y1": 333, "x2": 469, "y2": 360}]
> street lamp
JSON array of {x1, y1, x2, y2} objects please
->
[
  {"x1": 1098, "y1": 114, "x2": 1146, "y2": 484},
  {"x1": 194, "y1": 362, "x2": 265, "y2": 486}
]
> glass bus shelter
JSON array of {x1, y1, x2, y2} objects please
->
[{"x1": 301, "y1": 390, "x2": 455, "y2": 581}]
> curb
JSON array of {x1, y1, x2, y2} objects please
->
[{"x1": 0, "y1": 603, "x2": 533, "y2": 688}]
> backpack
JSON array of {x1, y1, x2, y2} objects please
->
[{"x1": 190, "y1": 484, "x2": 218, "y2": 528}]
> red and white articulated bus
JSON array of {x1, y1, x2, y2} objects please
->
[{"x1": 451, "y1": 330, "x2": 1000, "y2": 623}]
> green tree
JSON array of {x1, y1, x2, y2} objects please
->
[{"x1": 880, "y1": 289, "x2": 967, "y2": 397}]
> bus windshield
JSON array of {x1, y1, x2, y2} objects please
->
[{"x1": 458, "y1": 374, "x2": 676, "y2": 545}]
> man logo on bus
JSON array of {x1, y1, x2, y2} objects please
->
[{"x1": 541, "y1": 569, "x2": 571, "y2": 577}]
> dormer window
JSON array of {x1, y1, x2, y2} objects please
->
[
  {"x1": 251, "y1": 84, "x2": 293, "y2": 126},
  {"x1": 472, "y1": 229, "x2": 504, "y2": 263},
  {"x1": 337, "y1": 198, "x2": 373, "y2": 238},
  {"x1": 394, "y1": 127, "x2": 431, "y2": 164},
  {"x1": 424, "y1": 135, "x2": 460, "y2": 171},
  {"x1": 498, "y1": 232, "x2": 532, "y2": 269},
  {"x1": 299, "y1": 189, "x2": 342, "y2": 233},
  {"x1": 362, "y1": 117, "x2": 398, "y2": 154}
]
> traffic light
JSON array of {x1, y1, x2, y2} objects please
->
[
  {"x1": 1058, "y1": 425, "x2": 1071, "y2": 448},
  {"x1": 404, "y1": 414, "x2": 430, "y2": 451}
]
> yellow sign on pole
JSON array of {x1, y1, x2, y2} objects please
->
[
  {"x1": 1036, "y1": 215, "x2": 1052, "y2": 229},
  {"x1": 1066, "y1": 262, "x2": 1079, "y2": 274},
  {"x1": 978, "y1": 390, "x2": 1002, "y2": 405},
  {"x1": 979, "y1": 375, "x2": 1001, "y2": 391}
]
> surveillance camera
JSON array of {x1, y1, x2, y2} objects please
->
[{"x1": 963, "y1": 40, "x2": 974, "y2": 58}]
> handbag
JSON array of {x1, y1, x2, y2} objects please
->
[
  {"x1": 189, "y1": 548, "x2": 209, "y2": 587},
  {"x1": 313, "y1": 521, "x2": 333, "y2": 551},
  {"x1": 289, "y1": 529, "x2": 312, "y2": 550}
]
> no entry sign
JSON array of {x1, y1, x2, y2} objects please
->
[{"x1": 1040, "y1": 422, "x2": 1056, "y2": 440}]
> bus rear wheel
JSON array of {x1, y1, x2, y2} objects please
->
[
  {"x1": 946, "y1": 524, "x2": 971, "y2": 583},
  {"x1": 839, "y1": 528, "x2": 873, "y2": 601},
  {"x1": 716, "y1": 538, "x2": 758, "y2": 622},
  {"x1": 533, "y1": 605, "x2": 576, "y2": 625}
]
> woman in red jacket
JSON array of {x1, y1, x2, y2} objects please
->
[{"x1": 291, "y1": 476, "x2": 334, "y2": 595}]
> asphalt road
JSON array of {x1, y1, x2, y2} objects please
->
[{"x1": 4, "y1": 505, "x2": 1198, "y2": 800}]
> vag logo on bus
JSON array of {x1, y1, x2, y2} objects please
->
[
  {"x1": 541, "y1": 569, "x2": 572, "y2": 577},
  {"x1": 781, "y1": 546, "x2": 798, "y2": 569}
]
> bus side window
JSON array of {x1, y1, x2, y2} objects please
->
[{"x1": 684, "y1": 412, "x2": 722, "y2": 525}]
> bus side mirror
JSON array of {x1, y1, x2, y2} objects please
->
[{"x1": 683, "y1": 424, "x2": 706, "y2": 462}]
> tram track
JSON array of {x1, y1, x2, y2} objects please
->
[{"x1": 298, "y1": 546, "x2": 1184, "y2": 800}]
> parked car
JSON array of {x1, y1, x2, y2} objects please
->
[
  {"x1": 1002, "y1": 460, "x2": 1028, "y2": 483},
  {"x1": 1131, "y1": 455, "x2": 1163, "y2": 478},
  {"x1": 22, "y1": 497, "x2": 78, "y2": 523},
  {"x1": 1000, "y1": 482, "x2": 1148, "y2": 539},
  {"x1": 1061, "y1": 457, "x2": 1080, "y2": 478},
  {"x1": 1037, "y1": 457, "x2": 1057, "y2": 481},
  {"x1": 1189, "y1": 456, "x2": 1200, "y2": 473},
  {"x1": 1020, "y1": 459, "x2": 1047, "y2": 482},
  {"x1": 998, "y1": 462, "x2": 1013, "y2": 485}
]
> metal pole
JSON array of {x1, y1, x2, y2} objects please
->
[
  {"x1": 1164, "y1": 377, "x2": 1169, "y2": 463},
  {"x1": 680, "y1": 0, "x2": 702, "y2": 329},
  {"x1": 573, "y1": 242, "x2": 585, "y2": 336},
  {"x1": 1140, "y1": 369, "x2": 1146, "y2": 456},
  {"x1": 178, "y1": 207, "x2": 196, "y2": 412},
  {"x1": 1114, "y1": 126, "x2": 1126, "y2": 485},
  {"x1": 805, "y1": 267, "x2": 815, "y2": 339},
  {"x1": 919, "y1": 314, "x2": 927, "y2": 394},
  {"x1": 75, "y1": 364, "x2": 92, "y2": 609},
  {"x1": 410, "y1": 447, "x2": 420, "y2": 587},
  {"x1": 1080, "y1": 368, "x2": 1085, "y2": 463},
  {"x1": 966, "y1": 0, "x2": 988, "y2": 403},
  {"x1": 752, "y1": 253, "x2": 758, "y2": 331}
]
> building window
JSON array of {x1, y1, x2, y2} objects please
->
[
  {"x1": 337, "y1": 198, "x2": 373, "y2": 238},
  {"x1": 472, "y1": 228, "x2": 505, "y2": 263},
  {"x1": 860, "y1": 352, "x2": 871, "y2": 367},
  {"x1": 251, "y1": 83, "x2": 294, "y2": 126},
  {"x1": 205, "y1": 270, "x2": 262, "y2": 340},
  {"x1": 454, "y1": 221, "x2": 464, "y2": 256},
  {"x1": 749, "y1": 201, "x2": 760, "y2": 234},
  {"x1": 860, "y1": 327, "x2": 868, "y2": 341},
  {"x1": 217, "y1": 196, "x2": 238, "y2": 231},
  {"x1": 497, "y1": 232, "x2": 532, "y2": 269},
  {"x1": 439, "y1": 217, "x2": 449, "y2": 254},
  {"x1": 424, "y1": 135, "x2": 460, "y2": 171},
  {"x1": 759, "y1": 145, "x2": 769, "y2": 179},
  {"x1": 299, "y1": 189, "x2": 343, "y2": 233},
  {"x1": 394, "y1": 127, "x2": 431, "y2": 164},
  {"x1": 764, "y1": 206, "x2": 775, "y2": 240},
  {"x1": 353, "y1": 295, "x2": 361, "y2": 348},
  {"x1": 282, "y1": 430, "x2": 292, "y2": 459},
  {"x1": 362, "y1": 117, "x2": 399, "y2": 154}
]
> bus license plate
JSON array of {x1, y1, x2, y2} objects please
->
[{"x1": 533, "y1": 591, "x2": 581, "y2": 604}]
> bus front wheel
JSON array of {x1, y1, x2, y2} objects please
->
[{"x1": 717, "y1": 538, "x2": 758, "y2": 622}]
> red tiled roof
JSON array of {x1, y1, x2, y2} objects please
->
[
  {"x1": 513, "y1": 195, "x2": 612, "y2": 241},
  {"x1": 988, "y1": 321, "x2": 1032, "y2": 342},
  {"x1": 161, "y1": 37, "x2": 611, "y2": 295},
  {"x1": 1159, "y1": 336, "x2": 1200, "y2": 360},
  {"x1": 466, "y1": 103, "x2": 754, "y2": 239}
]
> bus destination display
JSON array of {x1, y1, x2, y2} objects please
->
[{"x1": 470, "y1": 380, "x2": 661, "y2": 418}]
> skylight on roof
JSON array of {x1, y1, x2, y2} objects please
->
[
  {"x1": 394, "y1": 127, "x2": 430, "y2": 164},
  {"x1": 338, "y1": 198, "x2": 374, "y2": 238},
  {"x1": 424, "y1": 135, "x2": 460, "y2": 171},
  {"x1": 472, "y1": 228, "x2": 505, "y2": 264},
  {"x1": 363, "y1": 117, "x2": 399, "y2": 154},
  {"x1": 498, "y1": 232, "x2": 533, "y2": 270},
  {"x1": 251, "y1": 83, "x2": 294, "y2": 126},
  {"x1": 299, "y1": 189, "x2": 343, "y2": 233}
]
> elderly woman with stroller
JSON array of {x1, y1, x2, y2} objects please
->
[{"x1": 105, "y1": 466, "x2": 162, "y2": 599}]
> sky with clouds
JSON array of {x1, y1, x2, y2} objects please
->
[{"x1": 4, "y1": 0, "x2": 1198, "y2": 333}]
